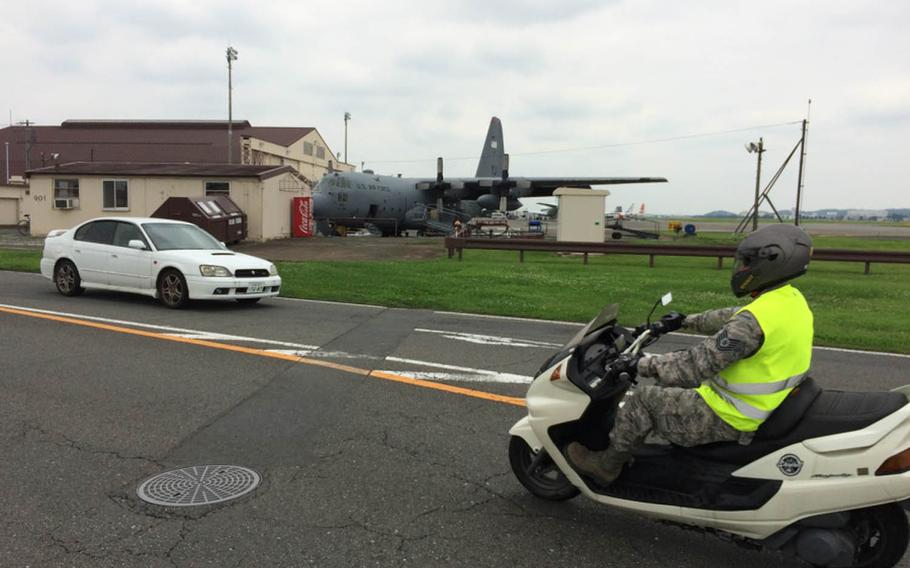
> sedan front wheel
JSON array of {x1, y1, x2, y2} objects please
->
[{"x1": 158, "y1": 269, "x2": 189, "y2": 309}]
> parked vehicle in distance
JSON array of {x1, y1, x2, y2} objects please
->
[{"x1": 40, "y1": 217, "x2": 281, "y2": 308}]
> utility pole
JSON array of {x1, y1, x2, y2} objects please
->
[
  {"x1": 344, "y1": 112, "x2": 351, "y2": 164},
  {"x1": 795, "y1": 99, "x2": 811, "y2": 226},
  {"x1": 794, "y1": 120, "x2": 807, "y2": 226},
  {"x1": 746, "y1": 138, "x2": 765, "y2": 231},
  {"x1": 17, "y1": 120, "x2": 34, "y2": 171},
  {"x1": 226, "y1": 46, "x2": 238, "y2": 164}
]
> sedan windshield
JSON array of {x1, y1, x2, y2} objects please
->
[{"x1": 142, "y1": 223, "x2": 224, "y2": 251}]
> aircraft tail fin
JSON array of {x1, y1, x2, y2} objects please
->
[{"x1": 475, "y1": 117, "x2": 504, "y2": 177}]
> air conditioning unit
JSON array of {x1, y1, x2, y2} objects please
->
[{"x1": 54, "y1": 198, "x2": 79, "y2": 209}]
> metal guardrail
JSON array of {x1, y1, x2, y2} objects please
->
[{"x1": 444, "y1": 238, "x2": 910, "y2": 274}]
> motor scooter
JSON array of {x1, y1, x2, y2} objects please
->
[{"x1": 509, "y1": 296, "x2": 910, "y2": 568}]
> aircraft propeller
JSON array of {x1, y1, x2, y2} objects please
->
[{"x1": 476, "y1": 153, "x2": 528, "y2": 212}]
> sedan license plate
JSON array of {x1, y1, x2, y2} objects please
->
[{"x1": 247, "y1": 283, "x2": 265, "y2": 294}]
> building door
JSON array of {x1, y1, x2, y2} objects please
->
[{"x1": 0, "y1": 198, "x2": 18, "y2": 226}]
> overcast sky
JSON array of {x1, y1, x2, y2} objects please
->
[{"x1": 2, "y1": 0, "x2": 907, "y2": 214}]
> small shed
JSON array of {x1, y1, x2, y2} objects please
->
[
  {"x1": 152, "y1": 195, "x2": 248, "y2": 243},
  {"x1": 554, "y1": 187, "x2": 608, "y2": 242}
]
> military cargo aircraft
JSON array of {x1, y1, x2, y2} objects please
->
[{"x1": 312, "y1": 117, "x2": 666, "y2": 236}]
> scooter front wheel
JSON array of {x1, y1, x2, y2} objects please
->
[{"x1": 509, "y1": 436, "x2": 579, "y2": 501}]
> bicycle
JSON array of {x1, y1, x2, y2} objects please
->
[{"x1": 16, "y1": 214, "x2": 31, "y2": 237}]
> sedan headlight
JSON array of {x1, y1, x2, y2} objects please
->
[
  {"x1": 199, "y1": 265, "x2": 233, "y2": 277},
  {"x1": 268, "y1": 264, "x2": 278, "y2": 276}
]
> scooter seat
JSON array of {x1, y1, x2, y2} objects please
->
[{"x1": 682, "y1": 382, "x2": 908, "y2": 465}]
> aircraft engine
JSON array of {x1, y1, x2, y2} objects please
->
[
  {"x1": 477, "y1": 194, "x2": 521, "y2": 211},
  {"x1": 476, "y1": 193, "x2": 499, "y2": 210}
]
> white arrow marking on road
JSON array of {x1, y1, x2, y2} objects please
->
[{"x1": 414, "y1": 328, "x2": 563, "y2": 348}]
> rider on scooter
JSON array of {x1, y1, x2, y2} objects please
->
[{"x1": 567, "y1": 224, "x2": 815, "y2": 486}]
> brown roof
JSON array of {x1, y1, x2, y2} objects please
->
[
  {"x1": 26, "y1": 162, "x2": 295, "y2": 180},
  {"x1": 0, "y1": 120, "x2": 318, "y2": 180}
]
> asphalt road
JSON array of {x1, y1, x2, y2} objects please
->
[{"x1": 2, "y1": 270, "x2": 909, "y2": 567}]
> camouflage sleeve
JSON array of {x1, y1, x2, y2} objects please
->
[
  {"x1": 637, "y1": 311, "x2": 764, "y2": 388},
  {"x1": 682, "y1": 307, "x2": 740, "y2": 335}
]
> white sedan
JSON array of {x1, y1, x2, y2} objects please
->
[{"x1": 40, "y1": 217, "x2": 281, "y2": 308}]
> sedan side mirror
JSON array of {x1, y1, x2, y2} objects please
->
[{"x1": 128, "y1": 239, "x2": 148, "y2": 251}]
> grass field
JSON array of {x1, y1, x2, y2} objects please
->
[
  {"x1": 660, "y1": 232, "x2": 910, "y2": 251},
  {"x1": 5, "y1": 245, "x2": 908, "y2": 354}
]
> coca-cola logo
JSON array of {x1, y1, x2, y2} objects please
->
[{"x1": 295, "y1": 197, "x2": 312, "y2": 236}]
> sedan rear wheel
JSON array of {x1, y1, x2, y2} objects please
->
[
  {"x1": 54, "y1": 260, "x2": 84, "y2": 297},
  {"x1": 158, "y1": 269, "x2": 189, "y2": 309}
]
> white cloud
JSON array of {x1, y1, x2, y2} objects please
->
[{"x1": 2, "y1": 0, "x2": 908, "y2": 213}]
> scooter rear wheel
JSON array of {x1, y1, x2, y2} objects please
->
[
  {"x1": 509, "y1": 436, "x2": 579, "y2": 501},
  {"x1": 850, "y1": 503, "x2": 909, "y2": 568}
]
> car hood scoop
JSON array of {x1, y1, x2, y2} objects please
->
[{"x1": 210, "y1": 252, "x2": 235, "y2": 256}]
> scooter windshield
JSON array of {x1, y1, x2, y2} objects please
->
[{"x1": 563, "y1": 304, "x2": 619, "y2": 351}]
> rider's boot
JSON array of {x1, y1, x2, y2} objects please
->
[{"x1": 565, "y1": 442, "x2": 631, "y2": 487}]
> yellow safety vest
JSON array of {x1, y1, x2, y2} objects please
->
[{"x1": 696, "y1": 285, "x2": 814, "y2": 432}]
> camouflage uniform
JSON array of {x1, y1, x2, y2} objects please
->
[{"x1": 609, "y1": 307, "x2": 764, "y2": 453}]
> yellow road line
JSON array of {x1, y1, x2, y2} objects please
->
[{"x1": 0, "y1": 305, "x2": 527, "y2": 407}]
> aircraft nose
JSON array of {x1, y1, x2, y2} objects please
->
[{"x1": 312, "y1": 190, "x2": 327, "y2": 215}]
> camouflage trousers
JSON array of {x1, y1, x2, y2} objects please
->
[{"x1": 609, "y1": 385, "x2": 753, "y2": 453}]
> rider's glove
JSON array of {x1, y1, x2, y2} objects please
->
[
  {"x1": 650, "y1": 312, "x2": 686, "y2": 335},
  {"x1": 604, "y1": 354, "x2": 641, "y2": 383}
]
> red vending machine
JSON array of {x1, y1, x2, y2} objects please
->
[{"x1": 291, "y1": 196, "x2": 313, "y2": 237}]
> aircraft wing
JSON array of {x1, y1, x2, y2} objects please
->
[
  {"x1": 419, "y1": 176, "x2": 667, "y2": 198},
  {"x1": 413, "y1": 176, "x2": 667, "y2": 199},
  {"x1": 504, "y1": 176, "x2": 667, "y2": 197}
]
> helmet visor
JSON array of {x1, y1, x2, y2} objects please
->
[{"x1": 733, "y1": 253, "x2": 752, "y2": 274}]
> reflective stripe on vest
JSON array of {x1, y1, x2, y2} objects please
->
[
  {"x1": 696, "y1": 285, "x2": 813, "y2": 432},
  {"x1": 710, "y1": 372, "x2": 807, "y2": 395}
]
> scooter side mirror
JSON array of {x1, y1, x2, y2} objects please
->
[{"x1": 661, "y1": 292, "x2": 673, "y2": 306}]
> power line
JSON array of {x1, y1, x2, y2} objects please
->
[{"x1": 364, "y1": 119, "x2": 803, "y2": 165}]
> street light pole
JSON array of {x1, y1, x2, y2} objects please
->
[
  {"x1": 226, "y1": 46, "x2": 238, "y2": 164},
  {"x1": 344, "y1": 112, "x2": 351, "y2": 164}
]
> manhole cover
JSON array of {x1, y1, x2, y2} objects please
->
[{"x1": 137, "y1": 465, "x2": 261, "y2": 506}]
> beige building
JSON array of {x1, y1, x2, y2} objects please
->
[
  {"x1": 25, "y1": 162, "x2": 308, "y2": 241},
  {"x1": 240, "y1": 128, "x2": 354, "y2": 183},
  {"x1": 554, "y1": 187, "x2": 608, "y2": 242},
  {"x1": 1, "y1": 121, "x2": 353, "y2": 226}
]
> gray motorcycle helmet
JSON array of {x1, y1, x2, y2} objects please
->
[{"x1": 731, "y1": 224, "x2": 813, "y2": 297}]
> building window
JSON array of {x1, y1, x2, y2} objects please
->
[
  {"x1": 103, "y1": 180, "x2": 129, "y2": 210},
  {"x1": 53, "y1": 179, "x2": 80, "y2": 209},
  {"x1": 54, "y1": 179, "x2": 79, "y2": 199},
  {"x1": 205, "y1": 181, "x2": 230, "y2": 196},
  {"x1": 316, "y1": 146, "x2": 326, "y2": 160},
  {"x1": 304, "y1": 142, "x2": 314, "y2": 156}
]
